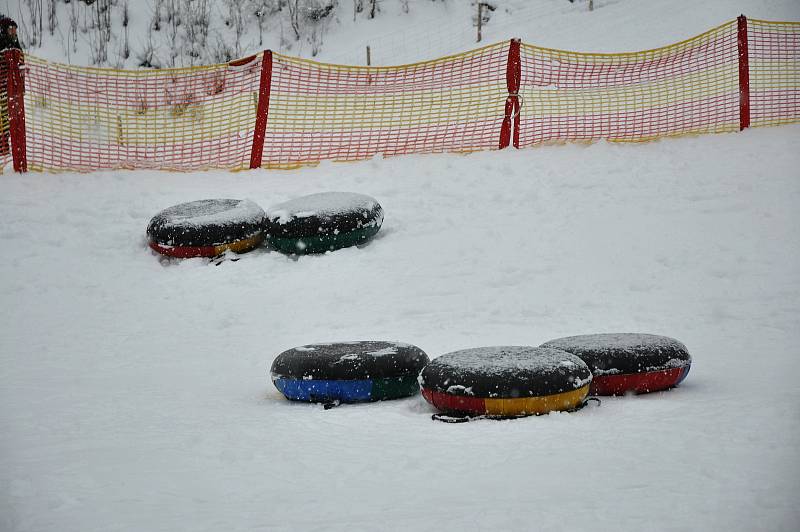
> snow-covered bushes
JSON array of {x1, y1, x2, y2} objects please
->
[{"x1": 16, "y1": 0, "x2": 362, "y2": 67}]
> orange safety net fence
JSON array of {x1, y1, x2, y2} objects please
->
[
  {"x1": 15, "y1": 54, "x2": 263, "y2": 172},
  {"x1": 748, "y1": 19, "x2": 800, "y2": 127},
  {"x1": 0, "y1": 17, "x2": 797, "y2": 173},
  {"x1": 264, "y1": 42, "x2": 508, "y2": 168},
  {"x1": 517, "y1": 20, "x2": 742, "y2": 146}
]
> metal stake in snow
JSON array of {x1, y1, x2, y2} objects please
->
[
  {"x1": 477, "y1": 3, "x2": 483, "y2": 42},
  {"x1": 3, "y1": 48, "x2": 27, "y2": 173},
  {"x1": 499, "y1": 39, "x2": 521, "y2": 149},
  {"x1": 477, "y1": 3, "x2": 496, "y2": 43},
  {"x1": 737, "y1": 15, "x2": 751, "y2": 131}
]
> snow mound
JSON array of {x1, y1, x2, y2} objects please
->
[
  {"x1": 420, "y1": 346, "x2": 592, "y2": 398},
  {"x1": 541, "y1": 333, "x2": 691, "y2": 375},
  {"x1": 271, "y1": 341, "x2": 429, "y2": 380},
  {"x1": 266, "y1": 192, "x2": 380, "y2": 225},
  {"x1": 152, "y1": 199, "x2": 265, "y2": 227}
]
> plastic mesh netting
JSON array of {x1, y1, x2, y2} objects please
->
[
  {"x1": 517, "y1": 21, "x2": 741, "y2": 146},
  {"x1": 2, "y1": 18, "x2": 798, "y2": 173},
  {"x1": 263, "y1": 42, "x2": 508, "y2": 168},
  {"x1": 21, "y1": 54, "x2": 263, "y2": 172},
  {"x1": 748, "y1": 19, "x2": 800, "y2": 128}
]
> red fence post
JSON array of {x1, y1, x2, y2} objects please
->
[
  {"x1": 250, "y1": 50, "x2": 273, "y2": 169},
  {"x1": 737, "y1": 15, "x2": 751, "y2": 131},
  {"x1": 499, "y1": 39, "x2": 521, "y2": 149},
  {"x1": 3, "y1": 49, "x2": 27, "y2": 172}
]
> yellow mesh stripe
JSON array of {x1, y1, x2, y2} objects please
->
[{"x1": 25, "y1": 94, "x2": 257, "y2": 144}]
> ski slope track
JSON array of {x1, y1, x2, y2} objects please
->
[{"x1": 1, "y1": 125, "x2": 799, "y2": 531}]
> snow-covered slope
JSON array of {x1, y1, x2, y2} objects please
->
[
  {"x1": 2, "y1": 126, "x2": 799, "y2": 531},
  {"x1": 13, "y1": 0, "x2": 800, "y2": 68},
  {"x1": 2, "y1": 1, "x2": 800, "y2": 531}
]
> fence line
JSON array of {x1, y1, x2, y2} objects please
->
[{"x1": 1, "y1": 16, "x2": 797, "y2": 173}]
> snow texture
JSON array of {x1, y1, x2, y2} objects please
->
[
  {"x1": 420, "y1": 346, "x2": 592, "y2": 396},
  {"x1": 270, "y1": 341, "x2": 428, "y2": 381},
  {"x1": 151, "y1": 199, "x2": 265, "y2": 228},
  {"x1": 541, "y1": 333, "x2": 691, "y2": 375},
  {"x1": 28, "y1": 0, "x2": 800, "y2": 68},
  {"x1": 427, "y1": 346, "x2": 587, "y2": 376},
  {"x1": 284, "y1": 340, "x2": 409, "y2": 358},
  {"x1": 3, "y1": 0, "x2": 800, "y2": 530},
  {"x1": 543, "y1": 333, "x2": 689, "y2": 354},
  {"x1": 3, "y1": 122, "x2": 800, "y2": 532},
  {"x1": 266, "y1": 192, "x2": 380, "y2": 225}
]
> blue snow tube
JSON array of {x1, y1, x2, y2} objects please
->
[{"x1": 271, "y1": 341, "x2": 429, "y2": 404}]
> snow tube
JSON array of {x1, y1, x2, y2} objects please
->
[
  {"x1": 271, "y1": 341, "x2": 429, "y2": 404},
  {"x1": 264, "y1": 192, "x2": 383, "y2": 254},
  {"x1": 540, "y1": 333, "x2": 691, "y2": 395},
  {"x1": 147, "y1": 199, "x2": 265, "y2": 258},
  {"x1": 419, "y1": 346, "x2": 592, "y2": 417}
]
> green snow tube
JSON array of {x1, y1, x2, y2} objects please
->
[{"x1": 264, "y1": 192, "x2": 383, "y2": 254}]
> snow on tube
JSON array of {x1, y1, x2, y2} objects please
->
[
  {"x1": 264, "y1": 192, "x2": 383, "y2": 254},
  {"x1": 147, "y1": 199, "x2": 265, "y2": 258},
  {"x1": 540, "y1": 333, "x2": 691, "y2": 395},
  {"x1": 270, "y1": 341, "x2": 429, "y2": 404},
  {"x1": 419, "y1": 346, "x2": 592, "y2": 417}
]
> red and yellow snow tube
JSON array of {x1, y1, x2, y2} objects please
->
[
  {"x1": 147, "y1": 199, "x2": 265, "y2": 258},
  {"x1": 148, "y1": 233, "x2": 264, "y2": 258},
  {"x1": 540, "y1": 333, "x2": 691, "y2": 395},
  {"x1": 419, "y1": 346, "x2": 592, "y2": 417}
]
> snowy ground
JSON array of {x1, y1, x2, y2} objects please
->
[
  {"x1": 19, "y1": 0, "x2": 800, "y2": 68},
  {"x1": 2, "y1": 125, "x2": 799, "y2": 531}
]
